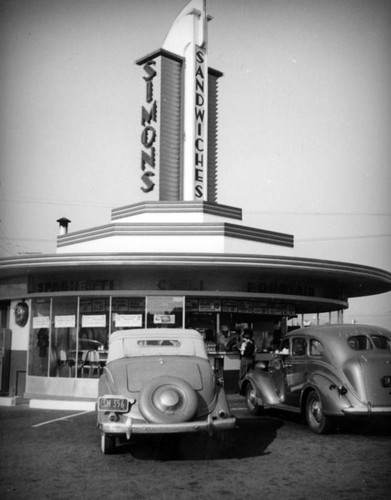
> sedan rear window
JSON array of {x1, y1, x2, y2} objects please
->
[
  {"x1": 370, "y1": 335, "x2": 391, "y2": 350},
  {"x1": 347, "y1": 335, "x2": 372, "y2": 350},
  {"x1": 137, "y1": 339, "x2": 181, "y2": 347},
  {"x1": 310, "y1": 339, "x2": 324, "y2": 356},
  {"x1": 291, "y1": 338, "x2": 307, "y2": 357}
]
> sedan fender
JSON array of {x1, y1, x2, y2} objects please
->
[
  {"x1": 243, "y1": 368, "x2": 282, "y2": 406},
  {"x1": 304, "y1": 371, "x2": 356, "y2": 417}
]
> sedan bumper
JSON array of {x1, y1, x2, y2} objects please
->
[
  {"x1": 99, "y1": 414, "x2": 236, "y2": 439},
  {"x1": 342, "y1": 405, "x2": 391, "y2": 417}
]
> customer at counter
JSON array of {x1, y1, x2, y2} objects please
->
[
  {"x1": 238, "y1": 328, "x2": 256, "y2": 381},
  {"x1": 216, "y1": 325, "x2": 240, "y2": 352}
]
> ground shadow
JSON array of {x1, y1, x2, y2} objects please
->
[
  {"x1": 334, "y1": 415, "x2": 391, "y2": 436},
  {"x1": 116, "y1": 416, "x2": 284, "y2": 460},
  {"x1": 258, "y1": 407, "x2": 391, "y2": 436}
]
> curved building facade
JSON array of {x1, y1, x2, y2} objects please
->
[{"x1": 1, "y1": 1, "x2": 390, "y2": 403}]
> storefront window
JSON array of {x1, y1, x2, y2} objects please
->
[
  {"x1": 111, "y1": 297, "x2": 145, "y2": 331},
  {"x1": 78, "y1": 297, "x2": 110, "y2": 378},
  {"x1": 186, "y1": 311, "x2": 216, "y2": 341},
  {"x1": 28, "y1": 299, "x2": 51, "y2": 376},
  {"x1": 52, "y1": 297, "x2": 78, "y2": 378},
  {"x1": 146, "y1": 296, "x2": 184, "y2": 328}
]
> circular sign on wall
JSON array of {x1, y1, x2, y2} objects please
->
[{"x1": 14, "y1": 301, "x2": 29, "y2": 327}]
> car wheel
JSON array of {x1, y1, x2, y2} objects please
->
[
  {"x1": 245, "y1": 383, "x2": 262, "y2": 416},
  {"x1": 101, "y1": 434, "x2": 116, "y2": 454},
  {"x1": 305, "y1": 390, "x2": 332, "y2": 434},
  {"x1": 139, "y1": 376, "x2": 198, "y2": 424}
]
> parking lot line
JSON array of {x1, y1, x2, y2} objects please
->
[{"x1": 32, "y1": 410, "x2": 93, "y2": 428}]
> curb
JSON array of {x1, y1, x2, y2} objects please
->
[
  {"x1": 29, "y1": 399, "x2": 96, "y2": 411},
  {"x1": 0, "y1": 397, "x2": 17, "y2": 407}
]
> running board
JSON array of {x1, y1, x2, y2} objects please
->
[{"x1": 266, "y1": 404, "x2": 301, "y2": 414}]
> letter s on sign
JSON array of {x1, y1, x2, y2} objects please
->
[
  {"x1": 143, "y1": 61, "x2": 157, "y2": 82},
  {"x1": 195, "y1": 185, "x2": 203, "y2": 198},
  {"x1": 196, "y1": 50, "x2": 204, "y2": 63},
  {"x1": 141, "y1": 171, "x2": 155, "y2": 193}
]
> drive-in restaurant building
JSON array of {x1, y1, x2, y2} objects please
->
[{"x1": 0, "y1": 1, "x2": 390, "y2": 405}]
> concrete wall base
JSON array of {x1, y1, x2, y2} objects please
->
[
  {"x1": 29, "y1": 399, "x2": 96, "y2": 411},
  {"x1": 0, "y1": 397, "x2": 17, "y2": 406}
]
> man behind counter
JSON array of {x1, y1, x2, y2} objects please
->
[{"x1": 216, "y1": 326, "x2": 239, "y2": 352}]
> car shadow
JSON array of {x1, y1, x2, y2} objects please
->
[
  {"x1": 116, "y1": 416, "x2": 284, "y2": 460},
  {"x1": 333, "y1": 416, "x2": 391, "y2": 436},
  {"x1": 255, "y1": 408, "x2": 391, "y2": 437}
]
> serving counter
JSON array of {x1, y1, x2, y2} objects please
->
[{"x1": 207, "y1": 348, "x2": 274, "y2": 393}]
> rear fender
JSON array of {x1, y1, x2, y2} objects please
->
[
  {"x1": 245, "y1": 371, "x2": 282, "y2": 405},
  {"x1": 302, "y1": 373, "x2": 356, "y2": 416}
]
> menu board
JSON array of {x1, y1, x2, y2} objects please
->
[
  {"x1": 81, "y1": 314, "x2": 106, "y2": 328},
  {"x1": 32, "y1": 316, "x2": 50, "y2": 329},
  {"x1": 154, "y1": 314, "x2": 175, "y2": 324},
  {"x1": 185, "y1": 299, "x2": 199, "y2": 312},
  {"x1": 237, "y1": 301, "x2": 254, "y2": 314},
  {"x1": 253, "y1": 302, "x2": 268, "y2": 314},
  {"x1": 54, "y1": 315, "x2": 76, "y2": 328},
  {"x1": 199, "y1": 300, "x2": 221, "y2": 312},
  {"x1": 268, "y1": 305, "x2": 283, "y2": 315},
  {"x1": 114, "y1": 314, "x2": 142, "y2": 328},
  {"x1": 222, "y1": 300, "x2": 238, "y2": 312}
]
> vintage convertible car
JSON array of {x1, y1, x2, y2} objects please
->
[
  {"x1": 239, "y1": 324, "x2": 391, "y2": 434},
  {"x1": 97, "y1": 328, "x2": 235, "y2": 453}
]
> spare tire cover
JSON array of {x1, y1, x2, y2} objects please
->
[{"x1": 138, "y1": 376, "x2": 198, "y2": 424}]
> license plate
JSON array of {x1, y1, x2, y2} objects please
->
[
  {"x1": 382, "y1": 376, "x2": 391, "y2": 388},
  {"x1": 98, "y1": 396, "x2": 129, "y2": 412}
]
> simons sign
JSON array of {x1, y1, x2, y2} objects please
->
[
  {"x1": 137, "y1": 0, "x2": 220, "y2": 202},
  {"x1": 140, "y1": 60, "x2": 157, "y2": 194}
]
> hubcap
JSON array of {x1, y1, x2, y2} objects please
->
[
  {"x1": 311, "y1": 399, "x2": 322, "y2": 423},
  {"x1": 155, "y1": 387, "x2": 181, "y2": 413},
  {"x1": 248, "y1": 388, "x2": 256, "y2": 407}
]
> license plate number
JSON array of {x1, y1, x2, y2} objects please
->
[
  {"x1": 382, "y1": 376, "x2": 391, "y2": 388},
  {"x1": 98, "y1": 397, "x2": 129, "y2": 412}
]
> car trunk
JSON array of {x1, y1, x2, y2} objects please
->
[
  {"x1": 360, "y1": 353, "x2": 391, "y2": 407},
  {"x1": 106, "y1": 356, "x2": 215, "y2": 416}
]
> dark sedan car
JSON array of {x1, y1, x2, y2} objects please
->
[
  {"x1": 239, "y1": 324, "x2": 391, "y2": 433},
  {"x1": 97, "y1": 328, "x2": 235, "y2": 453}
]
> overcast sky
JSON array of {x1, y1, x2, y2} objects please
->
[{"x1": 1, "y1": 0, "x2": 390, "y2": 327}]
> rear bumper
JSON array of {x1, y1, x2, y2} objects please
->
[{"x1": 99, "y1": 414, "x2": 236, "y2": 438}]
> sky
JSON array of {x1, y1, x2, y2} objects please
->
[{"x1": 0, "y1": 0, "x2": 390, "y2": 328}]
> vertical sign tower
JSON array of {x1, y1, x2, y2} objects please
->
[{"x1": 136, "y1": 0, "x2": 222, "y2": 202}]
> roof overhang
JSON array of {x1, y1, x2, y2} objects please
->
[{"x1": 1, "y1": 252, "x2": 390, "y2": 299}]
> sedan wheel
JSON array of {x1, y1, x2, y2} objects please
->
[
  {"x1": 245, "y1": 383, "x2": 262, "y2": 416},
  {"x1": 305, "y1": 390, "x2": 332, "y2": 434},
  {"x1": 101, "y1": 434, "x2": 116, "y2": 454}
]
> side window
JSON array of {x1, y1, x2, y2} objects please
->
[
  {"x1": 348, "y1": 335, "x2": 372, "y2": 350},
  {"x1": 310, "y1": 339, "x2": 324, "y2": 356},
  {"x1": 292, "y1": 337, "x2": 307, "y2": 357},
  {"x1": 370, "y1": 335, "x2": 391, "y2": 350}
]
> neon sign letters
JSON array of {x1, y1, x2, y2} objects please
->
[
  {"x1": 194, "y1": 46, "x2": 206, "y2": 199},
  {"x1": 140, "y1": 60, "x2": 157, "y2": 193}
]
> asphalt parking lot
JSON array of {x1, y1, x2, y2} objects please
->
[{"x1": 1, "y1": 396, "x2": 391, "y2": 500}]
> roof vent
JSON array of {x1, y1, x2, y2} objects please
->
[{"x1": 57, "y1": 217, "x2": 71, "y2": 236}]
